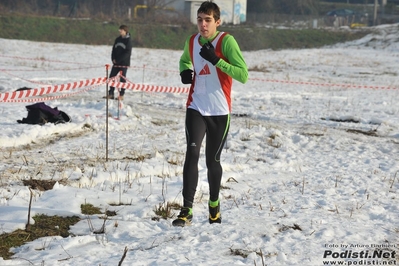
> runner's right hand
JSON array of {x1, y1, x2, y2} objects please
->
[{"x1": 180, "y1": 69, "x2": 193, "y2": 84}]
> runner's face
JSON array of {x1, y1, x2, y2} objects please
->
[{"x1": 197, "y1": 12, "x2": 220, "y2": 39}]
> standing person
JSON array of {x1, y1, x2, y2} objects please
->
[
  {"x1": 104, "y1": 25, "x2": 133, "y2": 101},
  {"x1": 172, "y1": 0, "x2": 248, "y2": 227}
]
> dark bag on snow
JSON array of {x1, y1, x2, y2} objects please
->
[{"x1": 17, "y1": 102, "x2": 71, "y2": 125}]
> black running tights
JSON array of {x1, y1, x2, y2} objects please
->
[{"x1": 182, "y1": 108, "x2": 230, "y2": 208}]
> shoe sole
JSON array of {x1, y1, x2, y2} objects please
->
[
  {"x1": 172, "y1": 218, "x2": 192, "y2": 227},
  {"x1": 209, "y1": 218, "x2": 221, "y2": 224},
  {"x1": 209, "y1": 204, "x2": 221, "y2": 224}
]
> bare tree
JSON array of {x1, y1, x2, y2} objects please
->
[
  {"x1": 296, "y1": 0, "x2": 319, "y2": 15},
  {"x1": 145, "y1": 0, "x2": 178, "y2": 8},
  {"x1": 144, "y1": 0, "x2": 178, "y2": 17}
]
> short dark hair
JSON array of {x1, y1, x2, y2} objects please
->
[
  {"x1": 119, "y1": 25, "x2": 129, "y2": 32},
  {"x1": 197, "y1": 1, "x2": 220, "y2": 21}
]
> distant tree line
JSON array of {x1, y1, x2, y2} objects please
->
[
  {"x1": 0, "y1": 0, "x2": 322, "y2": 17},
  {"x1": 0, "y1": 0, "x2": 395, "y2": 18},
  {"x1": 0, "y1": 0, "x2": 177, "y2": 18},
  {"x1": 247, "y1": 0, "x2": 399, "y2": 15}
]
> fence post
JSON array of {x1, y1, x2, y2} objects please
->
[
  {"x1": 142, "y1": 64, "x2": 146, "y2": 101},
  {"x1": 105, "y1": 64, "x2": 110, "y2": 161},
  {"x1": 117, "y1": 70, "x2": 123, "y2": 120}
]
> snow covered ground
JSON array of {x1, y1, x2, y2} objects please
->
[{"x1": 0, "y1": 24, "x2": 398, "y2": 265}]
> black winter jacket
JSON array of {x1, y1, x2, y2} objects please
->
[{"x1": 111, "y1": 33, "x2": 133, "y2": 66}]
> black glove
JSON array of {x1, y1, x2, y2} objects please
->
[
  {"x1": 199, "y1": 41, "x2": 220, "y2": 65},
  {"x1": 180, "y1": 69, "x2": 193, "y2": 84}
]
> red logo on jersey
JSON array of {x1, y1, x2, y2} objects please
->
[{"x1": 199, "y1": 64, "x2": 211, "y2": 75}]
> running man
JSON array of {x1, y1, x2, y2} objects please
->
[{"x1": 173, "y1": 0, "x2": 248, "y2": 227}]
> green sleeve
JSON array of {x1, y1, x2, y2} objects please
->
[
  {"x1": 179, "y1": 34, "x2": 248, "y2": 84},
  {"x1": 179, "y1": 36, "x2": 192, "y2": 73},
  {"x1": 216, "y1": 35, "x2": 248, "y2": 84}
]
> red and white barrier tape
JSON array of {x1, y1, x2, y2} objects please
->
[
  {"x1": 108, "y1": 81, "x2": 190, "y2": 94},
  {"x1": 0, "y1": 77, "x2": 107, "y2": 102},
  {"x1": 3, "y1": 84, "x2": 101, "y2": 103},
  {"x1": 250, "y1": 78, "x2": 399, "y2": 90},
  {"x1": 1, "y1": 70, "x2": 397, "y2": 104},
  {"x1": 111, "y1": 64, "x2": 179, "y2": 74},
  {"x1": 1, "y1": 53, "x2": 397, "y2": 90},
  {"x1": 0, "y1": 55, "x2": 100, "y2": 67},
  {"x1": 0, "y1": 69, "x2": 53, "y2": 86},
  {"x1": 0, "y1": 66, "x2": 103, "y2": 72},
  {"x1": 2, "y1": 57, "x2": 397, "y2": 91},
  {"x1": 112, "y1": 74, "x2": 190, "y2": 94}
]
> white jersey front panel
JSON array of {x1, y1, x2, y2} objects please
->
[{"x1": 188, "y1": 33, "x2": 229, "y2": 116}]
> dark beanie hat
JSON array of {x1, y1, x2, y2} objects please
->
[{"x1": 119, "y1": 25, "x2": 129, "y2": 32}]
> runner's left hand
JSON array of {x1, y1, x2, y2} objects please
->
[{"x1": 199, "y1": 41, "x2": 220, "y2": 65}]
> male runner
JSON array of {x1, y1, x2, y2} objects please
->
[{"x1": 173, "y1": 0, "x2": 248, "y2": 227}]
